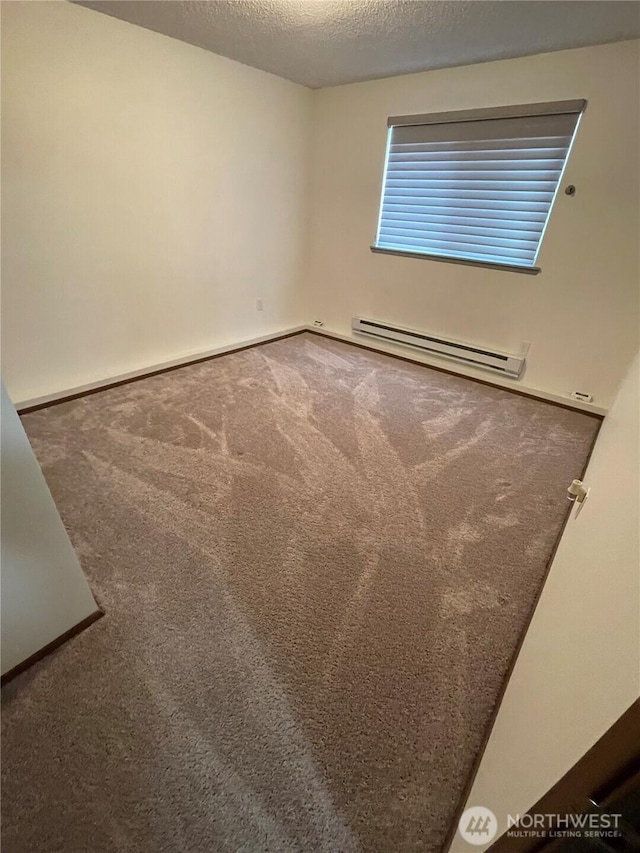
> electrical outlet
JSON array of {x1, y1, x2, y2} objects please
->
[
  {"x1": 570, "y1": 391, "x2": 593, "y2": 403},
  {"x1": 313, "y1": 319, "x2": 324, "y2": 327},
  {"x1": 256, "y1": 298, "x2": 263, "y2": 312}
]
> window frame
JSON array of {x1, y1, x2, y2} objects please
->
[{"x1": 371, "y1": 99, "x2": 586, "y2": 275}]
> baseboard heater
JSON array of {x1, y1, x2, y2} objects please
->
[{"x1": 351, "y1": 317, "x2": 525, "y2": 378}]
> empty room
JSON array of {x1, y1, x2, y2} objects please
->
[{"x1": 1, "y1": 1, "x2": 639, "y2": 851}]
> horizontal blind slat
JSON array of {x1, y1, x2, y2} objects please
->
[
  {"x1": 379, "y1": 226, "x2": 539, "y2": 249},
  {"x1": 389, "y1": 137, "x2": 572, "y2": 154},
  {"x1": 380, "y1": 219, "x2": 542, "y2": 244},
  {"x1": 387, "y1": 164, "x2": 563, "y2": 176},
  {"x1": 388, "y1": 152, "x2": 568, "y2": 164},
  {"x1": 383, "y1": 189, "x2": 555, "y2": 201},
  {"x1": 382, "y1": 200, "x2": 549, "y2": 216},
  {"x1": 381, "y1": 210, "x2": 545, "y2": 230},
  {"x1": 376, "y1": 243, "x2": 537, "y2": 267},
  {"x1": 377, "y1": 235, "x2": 536, "y2": 262},
  {"x1": 385, "y1": 180, "x2": 559, "y2": 192}
]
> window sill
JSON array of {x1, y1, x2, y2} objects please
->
[{"x1": 370, "y1": 245, "x2": 541, "y2": 275}]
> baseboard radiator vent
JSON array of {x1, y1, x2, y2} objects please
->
[{"x1": 351, "y1": 317, "x2": 525, "y2": 378}]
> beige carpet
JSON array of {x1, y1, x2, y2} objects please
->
[{"x1": 2, "y1": 332, "x2": 599, "y2": 853}]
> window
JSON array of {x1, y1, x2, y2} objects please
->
[{"x1": 372, "y1": 100, "x2": 585, "y2": 274}]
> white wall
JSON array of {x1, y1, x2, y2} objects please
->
[
  {"x1": 451, "y1": 350, "x2": 640, "y2": 851},
  {"x1": 2, "y1": 6, "x2": 638, "y2": 411},
  {"x1": 1, "y1": 0, "x2": 312, "y2": 404},
  {"x1": 1, "y1": 382, "x2": 100, "y2": 676},
  {"x1": 307, "y1": 40, "x2": 640, "y2": 409}
]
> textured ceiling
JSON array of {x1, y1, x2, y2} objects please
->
[{"x1": 76, "y1": 1, "x2": 640, "y2": 88}]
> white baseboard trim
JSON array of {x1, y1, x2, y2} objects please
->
[
  {"x1": 305, "y1": 325, "x2": 608, "y2": 417},
  {"x1": 15, "y1": 322, "x2": 607, "y2": 417},
  {"x1": 15, "y1": 326, "x2": 307, "y2": 411}
]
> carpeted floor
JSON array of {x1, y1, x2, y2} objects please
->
[{"x1": 2, "y1": 332, "x2": 599, "y2": 853}]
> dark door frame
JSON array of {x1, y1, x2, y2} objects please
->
[{"x1": 488, "y1": 698, "x2": 640, "y2": 852}]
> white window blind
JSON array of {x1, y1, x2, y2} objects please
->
[{"x1": 373, "y1": 100, "x2": 585, "y2": 273}]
